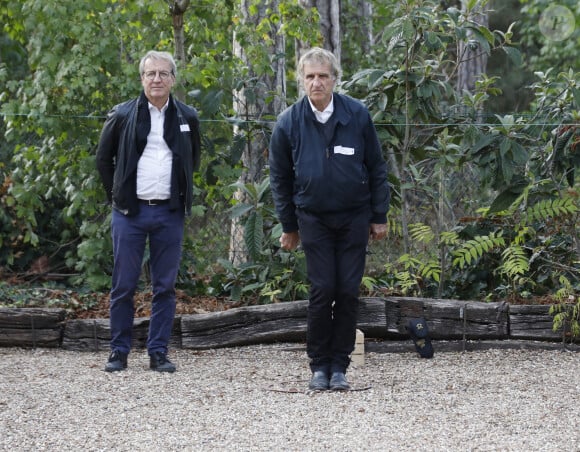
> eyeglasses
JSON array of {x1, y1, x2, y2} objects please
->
[{"x1": 143, "y1": 70, "x2": 173, "y2": 81}]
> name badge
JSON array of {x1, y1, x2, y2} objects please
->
[
  {"x1": 180, "y1": 124, "x2": 190, "y2": 132},
  {"x1": 334, "y1": 145, "x2": 355, "y2": 155}
]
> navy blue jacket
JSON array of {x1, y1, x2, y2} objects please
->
[
  {"x1": 96, "y1": 92, "x2": 201, "y2": 216},
  {"x1": 269, "y1": 93, "x2": 390, "y2": 232}
]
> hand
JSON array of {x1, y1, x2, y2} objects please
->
[
  {"x1": 280, "y1": 231, "x2": 300, "y2": 251},
  {"x1": 369, "y1": 223, "x2": 387, "y2": 241}
]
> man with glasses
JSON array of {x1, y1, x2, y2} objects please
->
[
  {"x1": 269, "y1": 47, "x2": 390, "y2": 391},
  {"x1": 96, "y1": 50, "x2": 201, "y2": 373}
]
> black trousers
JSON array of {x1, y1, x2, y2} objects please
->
[{"x1": 297, "y1": 208, "x2": 370, "y2": 373}]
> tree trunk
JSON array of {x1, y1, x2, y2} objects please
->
[
  {"x1": 456, "y1": 1, "x2": 489, "y2": 95},
  {"x1": 229, "y1": 0, "x2": 286, "y2": 265},
  {"x1": 357, "y1": 0, "x2": 373, "y2": 56},
  {"x1": 296, "y1": 0, "x2": 341, "y2": 74},
  {"x1": 168, "y1": 0, "x2": 191, "y2": 102}
]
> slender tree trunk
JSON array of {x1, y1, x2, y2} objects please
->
[
  {"x1": 400, "y1": 39, "x2": 413, "y2": 255},
  {"x1": 168, "y1": 0, "x2": 190, "y2": 102},
  {"x1": 296, "y1": 0, "x2": 341, "y2": 72},
  {"x1": 229, "y1": 0, "x2": 286, "y2": 265},
  {"x1": 357, "y1": 0, "x2": 373, "y2": 56},
  {"x1": 456, "y1": 1, "x2": 489, "y2": 95}
]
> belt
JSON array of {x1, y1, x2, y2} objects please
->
[{"x1": 138, "y1": 199, "x2": 170, "y2": 206}]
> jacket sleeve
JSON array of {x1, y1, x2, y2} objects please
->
[
  {"x1": 363, "y1": 110, "x2": 390, "y2": 224},
  {"x1": 269, "y1": 118, "x2": 299, "y2": 232},
  {"x1": 96, "y1": 106, "x2": 121, "y2": 203}
]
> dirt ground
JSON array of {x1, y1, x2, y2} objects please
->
[{"x1": 71, "y1": 289, "x2": 234, "y2": 319}]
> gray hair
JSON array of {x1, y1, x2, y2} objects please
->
[
  {"x1": 296, "y1": 47, "x2": 341, "y2": 85},
  {"x1": 139, "y1": 50, "x2": 177, "y2": 77}
]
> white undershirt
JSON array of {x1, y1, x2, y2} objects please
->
[
  {"x1": 308, "y1": 95, "x2": 334, "y2": 124},
  {"x1": 136, "y1": 101, "x2": 173, "y2": 200}
]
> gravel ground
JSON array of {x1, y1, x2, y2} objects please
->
[{"x1": 0, "y1": 345, "x2": 578, "y2": 452}]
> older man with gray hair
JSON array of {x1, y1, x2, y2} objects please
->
[
  {"x1": 97, "y1": 50, "x2": 201, "y2": 373},
  {"x1": 269, "y1": 47, "x2": 390, "y2": 391}
]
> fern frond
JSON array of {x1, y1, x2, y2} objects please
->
[
  {"x1": 500, "y1": 244, "x2": 529, "y2": 278},
  {"x1": 512, "y1": 226, "x2": 534, "y2": 246},
  {"x1": 397, "y1": 253, "x2": 424, "y2": 270},
  {"x1": 394, "y1": 271, "x2": 418, "y2": 295},
  {"x1": 440, "y1": 230, "x2": 459, "y2": 246},
  {"x1": 409, "y1": 223, "x2": 435, "y2": 244},
  {"x1": 419, "y1": 261, "x2": 441, "y2": 283},
  {"x1": 452, "y1": 232, "x2": 505, "y2": 269},
  {"x1": 388, "y1": 216, "x2": 403, "y2": 237},
  {"x1": 525, "y1": 197, "x2": 579, "y2": 224}
]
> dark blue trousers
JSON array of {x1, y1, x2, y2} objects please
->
[
  {"x1": 297, "y1": 208, "x2": 370, "y2": 373},
  {"x1": 109, "y1": 204, "x2": 184, "y2": 355}
]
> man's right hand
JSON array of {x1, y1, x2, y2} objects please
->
[{"x1": 280, "y1": 231, "x2": 300, "y2": 251}]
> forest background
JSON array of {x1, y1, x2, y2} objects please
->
[{"x1": 0, "y1": 0, "x2": 579, "y2": 323}]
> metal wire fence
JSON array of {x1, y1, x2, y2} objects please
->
[{"x1": 3, "y1": 112, "x2": 563, "y2": 282}]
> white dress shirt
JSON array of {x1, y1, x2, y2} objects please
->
[
  {"x1": 136, "y1": 101, "x2": 173, "y2": 200},
  {"x1": 308, "y1": 95, "x2": 334, "y2": 124}
]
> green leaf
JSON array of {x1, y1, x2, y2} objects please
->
[
  {"x1": 243, "y1": 211, "x2": 264, "y2": 262},
  {"x1": 471, "y1": 134, "x2": 498, "y2": 155},
  {"x1": 488, "y1": 177, "x2": 529, "y2": 214},
  {"x1": 367, "y1": 69, "x2": 386, "y2": 89},
  {"x1": 503, "y1": 46, "x2": 522, "y2": 67},
  {"x1": 229, "y1": 203, "x2": 254, "y2": 219}
]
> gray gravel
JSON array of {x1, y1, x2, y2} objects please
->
[{"x1": 0, "y1": 345, "x2": 578, "y2": 451}]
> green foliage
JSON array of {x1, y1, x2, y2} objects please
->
[
  {"x1": 452, "y1": 232, "x2": 506, "y2": 268},
  {"x1": 230, "y1": 178, "x2": 273, "y2": 262},
  {"x1": 0, "y1": 0, "x2": 242, "y2": 289},
  {"x1": 523, "y1": 198, "x2": 579, "y2": 225},
  {"x1": 0, "y1": 281, "x2": 99, "y2": 315},
  {"x1": 0, "y1": 0, "x2": 158, "y2": 279},
  {"x1": 549, "y1": 276, "x2": 580, "y2": 343},
  {"x1": 227, "y1": 177, "x2": 309, "y2": 304},
  {"x1": 518, "y1": 0, "x2": 580, "y2": 74},
  {"x1": 0, "y1": 0, "x2": 579, "y2": 328},
  {"x1": 343, "y1": 1, "x2": 580, "y2": 316}
]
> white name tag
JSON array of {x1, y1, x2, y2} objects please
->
[
  {"x1": 334, "y1": 145, "x2": 355, "y2": 155},
  {"x1": 180, "y1": 124, "x2": 190, "y2": 132}
]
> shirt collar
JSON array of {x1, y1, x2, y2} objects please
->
[
  {"x1": 308, "y1": 95, "x2": 334, "y2": 116},
  {"x1": 148, "y1": 98, "x2": 169, "y2": 113}
]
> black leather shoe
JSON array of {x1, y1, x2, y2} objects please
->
[
  {"x1": 308, "y1": 370, "x2": 330, "y2": 390},
  {"x1": 104, "y1": 350, "x2": 127, "y2": 372},
  {"x1": 149, "y1": 352, "x2": 176, "y2": 373},
  {"x1": 329, "y1": 372, "x2": 351, "y2": 391}
]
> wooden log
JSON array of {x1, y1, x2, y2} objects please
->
[
  {"x1": 0, "y1": 308, "x2": 66, "y2": 348},
  {"x1": 61, "y1": 317, "x2": 181, "y2": 351},
  {"x1": 358, "y1": 298, "x2": 388, "y2": 338},
  {"x1": 2, "y1": 299, "x2": 574, "y2": 350},
  {"x1": 61, "y1": 318, "x2": 110, "y2": 351},
  {"x1": 182, "y1": 298, "x2": 388, "y2": 349},
  {"x1": 0, "y1": 307, "x2": 66, "y2": 328},
  {"x1": 0, "y1": 327, "x2": 63, "y2": 348},
  {"x1": 182, "y1": 300, "x2": 308, "y2": 349},
  {"x1": 509, "y1": 305, "x2": 566, "y2": 342},
  {"x1": 384, "y1": 297, "x2": 509, "y2": 340}
]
